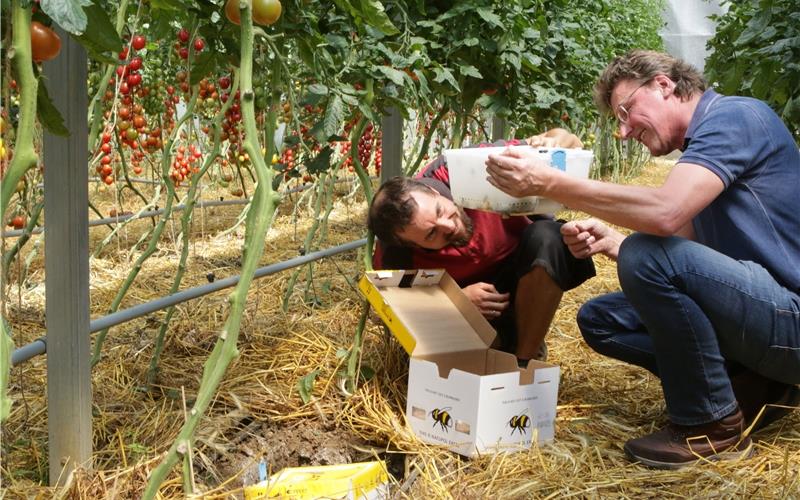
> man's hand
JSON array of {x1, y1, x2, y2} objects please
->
[
  {"x1": 462, "y1": 282, "x2": 510, "y2": 319},
  {"x1": 527, "y1": 128, "x2": 583, "y2": 148},
  {"x1": 560, "y1": 219, "x2": 625, "y2": 260},
  {"x1": 485, "y1": 147, "x2": 556, "y2": 198}
]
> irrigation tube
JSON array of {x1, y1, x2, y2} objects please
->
[{"x1": 11, "y1": 238, "x2": 367, "y2": 366}]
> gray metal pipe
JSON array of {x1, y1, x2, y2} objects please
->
[{"x1": 11, "y1": 238, "x2": 367, "y2": 366}]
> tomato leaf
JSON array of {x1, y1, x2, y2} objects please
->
[
  {"x1": 307, "y1": 84, "x2": 329, "y2": 97},
  {"x1": 475, "y1": 7, "x2": 503, "y2": 29},
  {"x1": 318, "y1": 95, "x2": 344, "y2": 142},
  {"x1": 375, "y1": 65, "x2": 405, "y2": 86},
  {"x1": 74, "y1": 2, "x2": 123, "y2": 59},
  {"x1": 306, "y1": 146, "x2": 334, "y2": 174},
  {"x1": 41, "y1": 0, "x2": 91, "y2": 35},
  {"x1": 459, "y1": 64, "x2": 482, "y2": 79},
  {"x1": 432, "y1": 66, "x2": 460, "y2": 92},
  {"x1": 296, "y1": 369, "x2": 319, "y2": 405},
  {"x1": 149, "y1": 0, "x2": 186, "y2": 11},
  {"x1": 190, "y1": 52, "x2": 218, "y2": 85},
  {"x1": 37, "y1": 80, "x2": 69, "y2": 137}
]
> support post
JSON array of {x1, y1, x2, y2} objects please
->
[
  {"x1": 380, "y1": 106, "x2": 403, "y2": 182},
  {"x1": 43, "y1": 27, "x2": 92, "y2": 484}
]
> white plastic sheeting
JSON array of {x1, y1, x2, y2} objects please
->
[{"x1": 660, "y1": 1, "x2": 727, "y2": 72}]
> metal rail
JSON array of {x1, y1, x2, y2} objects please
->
[
  {"x1": 11, "y1": 238, "x2": 367, "y2": 366},
  {"x1": 2, "y1": 176, "x2": 372, "y2": 238}
]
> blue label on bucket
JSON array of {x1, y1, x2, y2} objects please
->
[{"x1": 550, "y1": 150, "x2": 567, "y2": 171}]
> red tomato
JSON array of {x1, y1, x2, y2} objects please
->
[
  {"x1": 131, "y1": 35, "x2": 146, "y2": 51},
  {"x1": 193, "y1": 38, "x2": 205, "y2": 52},
  {"x1": 128, "y1": 56, "x2": 142, "y2": 71},
  {"x1": 30, "y1": 21, "x2": 61, "y2": 62},
  {"x1": 177, "y1": 28, "x2": 190, "y2": 43},
  {"x1": 9, "y1": 216, "x2": 25, "y2": 230}
]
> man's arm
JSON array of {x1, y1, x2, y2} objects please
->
[{"x1": 487, "y1": 153, "x2": 724, "y2": 236}]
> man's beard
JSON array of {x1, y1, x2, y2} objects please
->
[{"x1": 448, "y1": 207, "x2": 474, "y2": 247}]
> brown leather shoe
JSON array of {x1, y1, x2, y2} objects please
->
[
  {"x1": 624, "y1": 407, "x2": 754, "y2": 469},
  {"x1": 730, "y1": 369, "x2": 800, "y2": 432}
]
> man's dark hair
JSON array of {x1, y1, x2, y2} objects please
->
[{"x1": 368, "y1": 176, "x2": 433, "y2": 246}]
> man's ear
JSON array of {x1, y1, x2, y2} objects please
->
[{"x1": 653, "y1": 74, "x2": 675, "y2": 97}]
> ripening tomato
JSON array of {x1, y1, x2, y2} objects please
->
[
  {"x1": 131, "y1": 35, "x2": 146, "y2": 51},
  {"x1": 253, "y1": 0, "x2": 282, "y2": 25},
  {"x1": 226, "y1": 0, "x2": 282, "y2": 26},
  {"x1": 225, "y1": 0, "x2": 242, "y2": 25},
  {"x1": 9, "y1": 216, "x2": 25, "y2": 230},
  {"x1": 30, "y1": 21, "x2": 61, "y2": 62}
]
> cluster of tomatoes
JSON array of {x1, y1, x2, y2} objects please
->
[
  {"x1": 357, "y1": 122, "x2": 375, "y2": 171},
  {"x1": 113, "y1": 35, "x2": 148, "y2": 96},
  {"x1": 170, "y1": 143, "x2": 203, "y2": 186},
  {"x1": 174, "y1": 28, "x2": 205, "y2": 61},
  {"x1": 220, "y1": 84, "x2": 243, "y2": 144},
  {"x1": 96, "y1": 131, "x2": 118, "y2": 185}
]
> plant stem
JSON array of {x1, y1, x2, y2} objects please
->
[{"x1": 143, "y1": 4, "x2": 279, "y2": 496}]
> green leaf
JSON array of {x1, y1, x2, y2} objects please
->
[
  {"x1": 41, "y1": 0, "x2": 91, "y2": 35},
  {"x1": 150, "y1": 0, "x2": 185, "y2": 11},
  {"x1": 308, "y1": 84, "x2": 329, "y2": 96},
  {"x1": 190, "y1": 52, "x2": 218, "y2": 85},
  {"x1": 376, "y1": 65, "x2": 406, "y2": 86},
  {"x1": 357, "y1": 0, "x2": 400, "y2": 35},
  {"x1": 37, "y1": 79, "x2": 69, "y2": 137},
  {"x1": 317, "y1": 95, "x2": 344, "y2": 142},
  {"x1": 296, "y1": 369, "x2": 320, "y2": 405},
  {"x1": 735, "y1": 10, "x2": 772, "y2": 47},
  {"x1": 75, "y1": 2, "x2": 122, "y2": 56},
  {"x1": 306, "y1": 146, "x2": 334, "y2": 174},
  {"x1": 432, "y1": 67, "x2": 459, "y2": 92},
  {"x1": 360, "y1": 365, "x2": 375, "y2": 381},
  {"x1": 476, "y1": 7, "x2": 503, "y2": 28},
  {"x1": 459, "y1": 64, "x2": 483, "y2": 79}
]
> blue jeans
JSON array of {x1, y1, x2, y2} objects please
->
[{"x1": 578, "y1": 233, "x2": 800, "y2": 426}]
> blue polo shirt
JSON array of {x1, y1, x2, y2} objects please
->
[{"x1": 680, "y1": 89, "x2": 800, "y2": 291}]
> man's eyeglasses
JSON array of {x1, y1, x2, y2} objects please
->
[{"x1": 616, "y1": 79, "x2": 651, "y2": 124}]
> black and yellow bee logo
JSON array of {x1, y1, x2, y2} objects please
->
[
  {"x1": 508, "y1": 412, "x2": 531, "y2": 436},
  {"x1": 430, "y1": 407, "x2": 453, "y2": 432}
]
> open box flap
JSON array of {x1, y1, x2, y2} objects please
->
[{"x1": 359, "y1": 270, "x2": 496, "y2": 356}]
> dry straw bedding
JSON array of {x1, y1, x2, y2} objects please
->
[{"x1": 2, "y1": 163, "x2": 799, "y2": 499}]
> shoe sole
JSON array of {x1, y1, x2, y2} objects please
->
[{"x1": 624, "y1": 438, "x2": 755, "y2": 470}]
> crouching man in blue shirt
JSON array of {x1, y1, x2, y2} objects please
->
[{"x1": 486, "y1": 50, "x2": 800, "y2": 469}]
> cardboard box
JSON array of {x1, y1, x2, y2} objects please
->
[
  {"x1": 243, "y1": 461, "x2": 389, "y2": 500},
  {"x1": 445, "y1": 145, "x2": 593, "y2": 215},
  {"x1": 359, "y1": 269, "x2": 560, "y2": 457}
]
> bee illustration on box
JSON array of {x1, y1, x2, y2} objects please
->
[
  {"x1": 507, "y1": 411, "x2": 531, "y2": 436},
  {"x1": 430, "y1": 407, "x2": 453, "y2": 432}
]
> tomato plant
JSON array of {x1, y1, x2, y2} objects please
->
[{"x1": 30, "y1": 21, "x2": 61, "y2": 62}]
